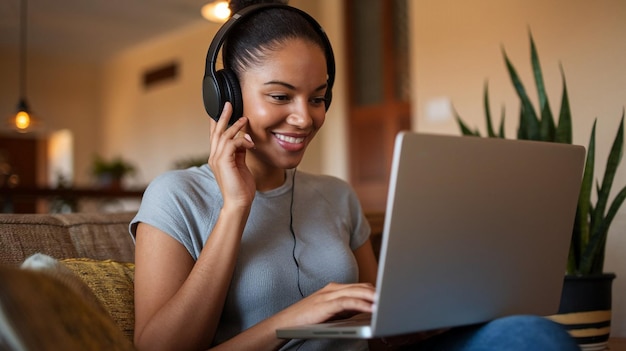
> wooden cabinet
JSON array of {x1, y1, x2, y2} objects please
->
[{"x1": 0, "y1": 136, "x2": 45, "y2": 213}]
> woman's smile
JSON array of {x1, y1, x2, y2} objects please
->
[
  {"x1": 272, "y1": 132, "x2": 308, "y2": 152},
  {"x1": 273, "y1": 133, "x2": 306, "y2": 145}
]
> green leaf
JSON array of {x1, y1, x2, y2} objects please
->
[
  {"x1": 530, "y1": 33, "x2": 548, "y2": 115},
  {"x1": 568, "y1": 208, "x2": 582, "y2": 274},
  {"x1": 454, "y1": 107, "x2": 480, "y2": 136},
  {"x1": 589, "y1": 185, "x2": 626, "y2": 273},
  {"x1": 555, "y1": 65, "x2": 573, "y2": 144},
  {"x1": 498, "y1": 106, "x2": 506, "y2": 138},
  {"x1": 578, "y1": 114, "x2": 625, "y2": 274},
  {"x1": 484, "y1": 82, "x2": 497, "y2": 138},
  {"x1": 581, "y1": 225, "x2": 608, "y2": 274},
  {"x1": 590, "y1": 114, "x2": 624, "y2": 244},
  {"x1": 530, "y1": 33, "x2": 556, "y2": 142},
  {"x1": 604, "y1": 185, "x2": 626, "y2": 233},
  {"x1": 517, "y1": 106, "x2": 527, "y2": 140},
  {"x1": 574, "y1": 120, "x2": 596, "y2": 270},
  {"x1": 504, "y1": 49, "x2": 540, "y2": 140},
  {"x1": 539, "y1": 102, "x2": 556, "y2": 141}
]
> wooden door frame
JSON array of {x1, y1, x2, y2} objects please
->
[{"x1": 344, "y1": 0, "x2": 412, "y2": 213}]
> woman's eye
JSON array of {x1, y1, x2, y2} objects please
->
[
  {"x1": 311, "y1": 97, "x2": 326, "y2": 106},
  {"x1": 270, "y1": 94, "x2": 289, "y2": 102}
]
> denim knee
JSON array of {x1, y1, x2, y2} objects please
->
[
  {"x1": 411, "y1": 315, "x2": 580, "y2": 351},
  {"x1": 485, "y1": 315, "x2": 579, "y2": 350}
]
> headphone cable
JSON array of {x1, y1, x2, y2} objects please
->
[{"x1": 289, "y1": 168, "x2": 305, "y2": 298}]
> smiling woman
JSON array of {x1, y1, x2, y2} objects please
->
[{"x1": 130, "y1": 2, "x2": 378, "y2": 350}]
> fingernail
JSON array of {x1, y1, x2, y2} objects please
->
[{"x1": 244, "y1": 133, "x2": 253, "y2": 144}]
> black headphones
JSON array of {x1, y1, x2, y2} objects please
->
[{"x1": 202, "y1": 3, "x2": 336, "y2": 125}]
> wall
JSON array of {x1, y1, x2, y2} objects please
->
[
  {"x1": 0, "y1": 50, "x2": 101, "y2": 186},
  {"x1": 100, "y1": 21, "x2": 214, "y2": 187},
  {"x1": 409, "y1": 0, "x2": 626, "y2": 337}
]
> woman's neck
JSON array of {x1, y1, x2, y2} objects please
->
[{"x1": 246, "y1": 158, "x2": 287, "y2": 192}]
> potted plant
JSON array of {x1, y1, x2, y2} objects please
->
[
  {"x1": 91, "y1": 155, "x2": 136, "y2": 190},
  {"x1": 455, "y1": 34, "x2": 625, "y2": 350}
]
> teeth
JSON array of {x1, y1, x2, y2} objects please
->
[{"x1": 275, "y1": 134, "x2": 305, "y2": 144}]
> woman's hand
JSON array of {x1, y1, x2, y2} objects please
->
[
  {"x1": 208, "y1": 282, "x2": 376, "y2": 351},
  {"x1": 209, "y1": 102, "x2": 256, "y2": 210},
  {"x1": 275, "y1": 282, "x2": 376, "y2": 327}
]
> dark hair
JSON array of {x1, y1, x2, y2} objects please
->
[{"x1": 223, "y1": 1, "x2": 328, "y2": 77}]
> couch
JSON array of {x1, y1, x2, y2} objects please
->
[{"x1": 0, "y1": 211, "x2": 137, "y2": 350}]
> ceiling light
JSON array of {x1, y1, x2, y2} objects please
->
[
  {"x1": 7, "y1": 0, "x2": 42, "y2": 133},
  {"x1": 201, "y1": 1, "x2": 231, "y2": 23}
]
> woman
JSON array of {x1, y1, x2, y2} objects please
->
[
  {"x1": 130, "y1": 1, "x2": 580, "y2": 350},
  {"x1": 132, "y1": 1, "x2": 376, "y2": 350}
]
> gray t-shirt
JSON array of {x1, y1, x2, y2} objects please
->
[{"x1": 130, "y1": 165, "x2": 370, "y2": 350}]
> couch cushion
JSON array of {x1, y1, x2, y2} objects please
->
[
  {"x1": 61, "y1": 258, "x2": 135, "y2": 339},
  {"x1": 0, "y1": 265, "x2": 135, "y2": 351},
  {"x1": 0, "y1": 212, "x2": 136, "y2": 266}
]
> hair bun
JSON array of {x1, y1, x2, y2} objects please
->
[{"x1": 228, "y1": 0, "x2": 289, "y2": 15}]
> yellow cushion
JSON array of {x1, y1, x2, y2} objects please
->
[{"x1": 60, "y1": 258, "x2": 135, "y2": 340}]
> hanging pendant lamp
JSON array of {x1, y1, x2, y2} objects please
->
[
  {"x1": 201, "y1": 1, "x2": 231, "y2": 23},
  {"x1": 9, "y1": 0, "x2": 41, "y2": 133}
]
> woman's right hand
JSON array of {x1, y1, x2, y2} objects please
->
[{"x1": 208, "y1": 102, "x2": 256, "y2": 210}]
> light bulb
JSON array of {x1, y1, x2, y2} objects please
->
[
  {"x1": 15, "y1": 110, "x2": 31, "y2": 130},
  {"x1": 201, "y1": 1, "x2": 231, "y2": 23}
]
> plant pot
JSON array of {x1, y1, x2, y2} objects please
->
[
  {"x1": 547, "y1": 273, "x2": 616, "y2": 351},
  {"x1": 97, "y1": 174, "x2": 123, "y2": 191}
]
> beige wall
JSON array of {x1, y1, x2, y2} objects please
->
[
  {"x1": 0, "y1": 0, "x2": 624, "y2": 337},
  {"x1": 100, "y1": 21, "x2": 213, "y2": 186}
]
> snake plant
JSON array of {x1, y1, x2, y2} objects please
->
[{"x1": 455, "y1": 33, "x2": 626, "y2": 276}]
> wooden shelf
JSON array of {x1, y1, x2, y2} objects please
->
[
  {"x1": 1, "y1": 186, "x2": 145, "y2": 213},
  {"x1": 1, "y1": 186, "x2": 144, "y2": 199}
]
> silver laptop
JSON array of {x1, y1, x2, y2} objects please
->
[{"x1": 277, "y1": 131, "x2": 585, "y2": 339}]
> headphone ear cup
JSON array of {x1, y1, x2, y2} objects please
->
[
  {"x1": 221, "y1": 68, "x2": 244, "y2": 123},
  {"x1": 202, "y1": 68, "x2": 243, "y2": 125},
  {"x1": 202, "y1": 72, "x2": 222, "y2": 122}
]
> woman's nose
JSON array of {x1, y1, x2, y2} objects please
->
[{"x1": 286, "y1": 102, "x2": 314, "y2": 129}]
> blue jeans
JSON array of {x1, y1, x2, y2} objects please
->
[{"x1": 406, "y1": 315, "x2": 580, "y2": 350}]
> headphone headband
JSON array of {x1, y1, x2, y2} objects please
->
[{"x1": 202, "y1": 3, "x2": 335, "y2": 124}]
